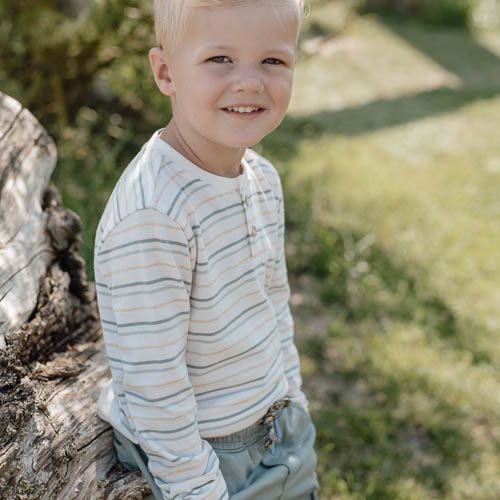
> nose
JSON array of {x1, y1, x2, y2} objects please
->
[{"x1": 230, "y1": 66, "x2": 265, "y2": 94}]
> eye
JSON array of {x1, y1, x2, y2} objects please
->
[
  {"x1": 208, "y1": 56, "x2": 231, "y2": 63},
  {"x1": 263, "y1": 58, "x2": 284, "y2": 65}
]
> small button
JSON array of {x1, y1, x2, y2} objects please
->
[{"x1": 252, "y1": 225, "x2": 257, "y2": 237}]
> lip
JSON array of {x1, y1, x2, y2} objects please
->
[{"x1": 223, "y1": 104, "x2": 265, "y2": 109}]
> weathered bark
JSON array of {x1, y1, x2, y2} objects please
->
[{"x1": 0, "y1": 93, "x2": 151, "y2": 498}]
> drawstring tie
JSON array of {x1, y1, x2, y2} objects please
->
[{"x1": 258, "y1": 396, "x2": 291, "y2": 454}]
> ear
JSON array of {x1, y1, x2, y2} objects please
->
[{"x1": 149, "y1": 47, "x2": 175, "y2": 97}]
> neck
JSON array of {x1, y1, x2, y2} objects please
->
[{"x1": 160, "y1": 119, "x2": 244, "y2": 178}]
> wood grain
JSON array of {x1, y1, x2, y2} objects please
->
[{"x1": 0, "y1": 92, "x2": 151, "y2": 499}]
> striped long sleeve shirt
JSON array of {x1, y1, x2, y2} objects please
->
[{"x1": 94, "y1": 129, "x2": 307, "y2": 499}]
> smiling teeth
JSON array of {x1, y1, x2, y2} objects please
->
[{"x1": 227, "y1": 106, "x2": 259, "y2": 113}]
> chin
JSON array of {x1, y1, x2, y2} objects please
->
[
  {"x1": 222, "y1": 133, "x2": 268, "y2": 149},
  {"x1": 230, "y1": 139, "x2": 260, "y2": 148}
]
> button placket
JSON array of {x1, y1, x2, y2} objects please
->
[
  {"x1": 248, "y1": 211, "x2": 261, "y2": 262},
  {"x1": 243, "y1": 195, "x2": 249, "y2": 209},
  {"x1": 239, "y1": 177, "x2": 259, "y2": 259}
]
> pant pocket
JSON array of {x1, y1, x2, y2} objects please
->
[
  {"x1": 232, "y1": 462, "x2": 289, "y2": 500},
  {"x1": 266, "y1": 405, "x2": 319, "y2": 500}
]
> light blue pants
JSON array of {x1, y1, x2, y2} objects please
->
[{"x1": 113, "y1": 402, "x2": 319, "y2": 499}]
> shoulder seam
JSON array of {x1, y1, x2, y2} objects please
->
[{"x1": 97, "y1": 207, "x2": 190, "y2": 250}]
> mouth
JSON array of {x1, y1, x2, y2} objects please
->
[{"x1": 221, "y1": 106, "x2": 265, "y2": 117}]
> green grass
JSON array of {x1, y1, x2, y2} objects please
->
[
  {"x1": 264, "y1": 3, "x2": 500, "y2": 498},
  {"x1": 2, "y1": 1, "x2": 499, "y2": 498}
]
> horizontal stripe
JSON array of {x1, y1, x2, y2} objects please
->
[
  {"x1": 94, "y1": 132, "x2": 307, "y2": 498},
  {"x1": 98, "y1": 237, "x2": 187, "y2": 257},
  {"x1": 108, "y1": 346, "x2": 185, "y2": 366},
  {"x1": 139, "y1": 419, "x2": 196, "y2": 435},
  {"x1": 96, "y1": 282, "x2": 186, "y2": 299},
  {"x1": 97, "y1": 246, "x2": 189, "y2": 265},
  {"x1": 189, "y1": 299, "x2": 267, "y2": 337},
  {"x1": 125, "y1": 385, "x2": 192, "y2": 403},
  {"x1": 100, "y1": 276, "x2": 188, "y2": 291},
  {"x1": 187, "y1": 324, "x2": 277, "y2": 370}
]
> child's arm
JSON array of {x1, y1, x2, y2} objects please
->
[
  {"x1": 96, "y1": 208, "x2": 228, "y2": 499},
  {"x1": 267, "y1": 176, "x2": 309, "y2": 411}
]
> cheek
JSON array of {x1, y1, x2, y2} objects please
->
[
  {"x1": 176, "y1": 87, "x2": 211, "y2": 120},
  {"x1": 271, "y1": 77, "x2": 293, "y2": 107},
  {"x1": 185, "y1": 76, "x2": 223, "y2": 108}
]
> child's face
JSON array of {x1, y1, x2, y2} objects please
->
[{"x1": 157, "y1": 2, "x2": 299, "y2": 154}]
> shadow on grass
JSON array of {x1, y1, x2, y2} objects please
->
[{"x1": 265, "y1": 87, "x2": 499, "y2": 164}]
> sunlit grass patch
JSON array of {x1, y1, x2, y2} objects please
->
[{"x1": 278, "y1": 12, "x2": 500, "y2": 496}]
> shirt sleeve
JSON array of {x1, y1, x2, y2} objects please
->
[
  {"x1": 267, "y1": 177, "x2": 309, "y2": 411},
  {"x1": 96, "y1": 208, "x2": 228, "y2": 500}
]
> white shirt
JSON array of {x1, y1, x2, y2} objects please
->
[{"x1": 94, "y1": 130, "x2": 307, "y2": 499}]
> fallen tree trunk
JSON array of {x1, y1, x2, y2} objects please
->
[{"x1": 0, "y1": 92, "x2": 152, "y2": 498}]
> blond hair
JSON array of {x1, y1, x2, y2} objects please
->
[{"x1": 154, "y1": 0, "x2": 305, "y2": 54}]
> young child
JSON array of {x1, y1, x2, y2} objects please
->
[{"x1": 94, "y1": 1, "x2": 318, "y2": 498}]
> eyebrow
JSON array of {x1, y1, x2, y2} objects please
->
[{"x1": 196, "y1": 45, "x2": 295, "y2": 58}]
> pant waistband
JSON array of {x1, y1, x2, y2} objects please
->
[{"x1": 206, "y1": 397, "x2": 291, "y2": 451}]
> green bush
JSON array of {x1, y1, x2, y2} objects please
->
[
  {"x1": 0, "y1": 1, "x2": 169, "y2": 277},
  {"x1": 357, "y1": 0, "x2": 475, "y2": 28},
  {"x1": 0, "y1": 0, "x2": 161, "y2": 137}
]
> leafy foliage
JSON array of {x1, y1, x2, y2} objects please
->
[
  {"x1": 0, "y1": 0, "x2": 168, "y2": 137},
  {"x1": 0, "y1": 0, "x2": 170, "y2": 273},
  {"x1": 356, "y1": 0, "x2": 475, "y2": 28}
]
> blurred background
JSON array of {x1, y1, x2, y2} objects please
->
[{"x1": 1, "y1": 0, "x2": 499, "y2": 498}]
